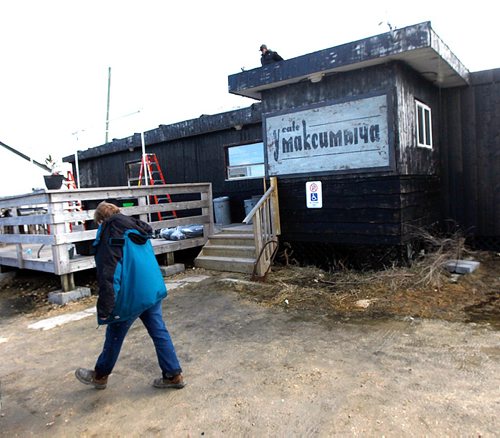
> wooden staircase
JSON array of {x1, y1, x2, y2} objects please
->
[
  {"x1": 194, "y1": 225, "x2": 256, "y2": 274},
  {"x1": 195, "y1": 177, "x2": 280, "y2": 278}
]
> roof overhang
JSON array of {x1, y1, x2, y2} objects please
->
[{"x1": 228, "y1": 22, "x2": 470, "y2": 100}]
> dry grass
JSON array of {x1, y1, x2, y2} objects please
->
[{"x1": 238, "y1": 231, "x2": 499, "y2": 325}]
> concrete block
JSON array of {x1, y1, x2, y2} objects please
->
[
  {"x1": 445, "y1": 260, "x2": 480, "y2": 274},
  {"x1": 160, "y1": 263, "x2": 185, "y2": 277},
  {"x1": 48, "y1": 287, "x2": 92, "y2": 305}
]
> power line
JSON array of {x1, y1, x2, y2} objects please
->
[{"x1": 0, "y1": 140, "x2": 50, "y2": 172}]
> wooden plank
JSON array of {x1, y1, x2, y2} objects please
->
[
  {"x1": 201, "y1": 185, "x2": 214, "y2": 239},
  {"x1": 0, "y1": 256, "x2": 56, "y2": 273},
  {"x1": 51, "y1": 202, "x2": 70, "y2": 275},
  {"x1": 254, "y1": 209, "x2": 264, "y2": 276},
  {"x1": 262, "y1": 200, "x2": 270, "y2": 263},
  {"x1": 46, "y1": 184, "x2": 211, "y2": 203},
  {"x1": 0, "y1": 214, "x2": 52, "y2": 226},
  {"x1": 0, "y1": 191, "x2": 50, "y2": 209},
  {"x1": 28, "y1": 216, "x2": 212, "y2": 244},
  {"x1": 0, "y1": 233, "x2": 55, "y2": 245},
  {"x1": 52, "y1": 210, "x2": 94, "y2": 223},
  {"x1": 0, "y1": 203, "x2": 229, "y2": 226},
  {"x1": 270, "y1": 177, "x2": 281, "y2": 236},
  {"x1": 53, "y1": 230, "x2": 97, "y2": 244},
  {"x1": 138, "y1": 195, "x2": 148, "y2": 222},
  {"x1": 151, "y1": 236, "x2": 206, "y2": 254},
  {"x1": 148, "y1": 215, "x2": 210, "y2": 231},
  {"x1": 120, "y1": 199, "x2": 208, "y2": 216},
  {"x1": 12, "y1": 208, "x2": 24, "y2": 269},
  {"x1": 66, "y1": 256, "x2": 96, "y2": 273}
]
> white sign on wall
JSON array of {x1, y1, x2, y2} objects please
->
[
  {"x1": 306, "y1": 181, "x2": 322, "y2": 208},
  {"x1": 265, "y1": 95, "x2": 389, "y2": 176}
]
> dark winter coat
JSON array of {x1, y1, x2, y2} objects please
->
[
  {"x1": 93, "y1": 213, "x2": 167, "y2": 324},
  {"x1": 261, "y1": 49, "x2": 284, "y2": 66}
]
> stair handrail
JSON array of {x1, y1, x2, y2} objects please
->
[{"x1": 243, "y1": 177, "x2": 280, "y2": 277}]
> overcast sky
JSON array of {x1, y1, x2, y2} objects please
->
[{"x1": 1, "y1": 0, "x2": 498, "y2": 195}]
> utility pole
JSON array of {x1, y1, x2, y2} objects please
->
[{"x1": 105, "y1": 66, "x2": 111, "y2": 144}]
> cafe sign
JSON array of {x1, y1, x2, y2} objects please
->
[{"x1": 265, "y1": 94, "x2": 389, "y2": 176}]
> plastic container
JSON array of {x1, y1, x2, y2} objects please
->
[
  {"x1": 244, "y1": 198, "x2": 259, "y2": 224},
  {"x1": 213, "y1": 196, "x2": 231, "y2": 225}
]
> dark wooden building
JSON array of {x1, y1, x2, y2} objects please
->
[{"x1": 65, "y1": 22, "x2": 499, "y2": 251}]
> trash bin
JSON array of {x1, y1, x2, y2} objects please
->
[
  {"x1": 213, "y1": 196, "x2": 231, "y2": 225},
  {"x1": 244, "y1": 198, "x2": 259, "y2": 224}
]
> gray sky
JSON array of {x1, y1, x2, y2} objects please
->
[{"x1": 1, "y1": 0, "x2": 498, "y2": 195}]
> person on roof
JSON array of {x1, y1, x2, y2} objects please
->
[
  {"x1": 260, "y1": 44, "x2": 284, "y2": 66},
  {"x1": 75, "y1": 201, "x2": 185, "y2": 390}
]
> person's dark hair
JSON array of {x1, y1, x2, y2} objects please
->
[{"x1": 94, "y1": 201, "x2": 121, "y2": 224}]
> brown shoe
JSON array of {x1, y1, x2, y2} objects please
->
[
  {"x1": 75, "y1": 368, "x2": 108, "y2": 390},
  {"x1": 153, "y1": 373, "x2": 186, "y2": 389}
]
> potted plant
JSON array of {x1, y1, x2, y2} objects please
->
[{"x1": 43, "y1": 155, "x2": 65, "y2": 190}]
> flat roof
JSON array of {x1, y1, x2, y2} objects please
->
[
  {"x1": 228, "y1": 22, "x2": 470, "y2": 100},
  {"x1": 63, "y1": 104, "x2": 262, "y2": 162}
]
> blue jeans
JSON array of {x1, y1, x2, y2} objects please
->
[{"x1": 94, "y1": 300, "x2": 182, "y2": 379}]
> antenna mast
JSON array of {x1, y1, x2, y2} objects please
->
[{"x1": 105, "y1": 66, "x2": 111, "y2": 144}]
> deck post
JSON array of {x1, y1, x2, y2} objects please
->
[
  {"x1": 270, "y1": 177, "x2": 281, "y2": 236},
  {"x1": 12, "y1": 208, "x2": 24, "y2": 269},
  {"x1": 50, "y1": 199, "x2": 72, "y2": 280},
  {"x1": 201, "y1": 184, "x2": 214, "y2": 238},
  {"x1": 166, "y1": 252, "x2": 175, "y2": 265},
  {"x1": 61, "y1": 273, "x2": 75, "y2": 292},
  {"x1": 138, "y1": 196, "x2": 148, "y2": 222}
]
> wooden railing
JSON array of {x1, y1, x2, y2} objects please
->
[
  {"x1": 243, "y1": 177, "x2": 280, "y2": 278},
  {"x1": 0, "y1": 184, "x2": 213, "y2": 290}
]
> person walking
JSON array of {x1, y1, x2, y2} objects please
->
[
  {"x1": 260, "y1": 44, "x2": 284, "y2": 66},
  {"x1": 75, "y1": 201, "x2": 184, "y2": 390}
]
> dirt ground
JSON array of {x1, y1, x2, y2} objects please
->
[{"x1": 0, "y1": 251, "x2": 499, "y2": 436}]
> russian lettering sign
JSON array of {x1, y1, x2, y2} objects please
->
[{"x1": 265, "y1": 95, "x2": 389, "y2": 176}]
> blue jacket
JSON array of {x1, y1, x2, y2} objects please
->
[{"x1": 93, "y1": 213, "x2": 167, "y2": 324}]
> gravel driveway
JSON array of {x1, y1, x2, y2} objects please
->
[{"x1": 1, "y1": 272, "x2": 499, "y2": 436}]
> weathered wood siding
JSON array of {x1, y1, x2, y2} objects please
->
[
  {"x1": 261, "y1": 64, "x2": 396, "y2": 115},
  {"x1": 261, "y1": 62, "x2": 440, "y2": 245},
  {"x1": 278, "y1": 174, "x2": 439, "y2": 245},
  {"x1": 69, "y1": 63, "x2": 500, "y2": 248},
  {"x1": 440, "y1": 69, "x2": 500, "y2": 241},
  {"x1": 75, "y1": 108, "x2": 266, "y2": 223},
  {"x1": 395, "y1": 63, "x2": 440, "y2": 175}
]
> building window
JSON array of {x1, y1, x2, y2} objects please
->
[
  {"x1": 415, "y1": 99, "x2": 433, "y2": 148},
  {"x1": 226, "y1": 142, "x2": 265, "y2": 180}
]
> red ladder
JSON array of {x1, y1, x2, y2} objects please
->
[{"x1": 137, "y1": 153, "x2": 177, "y2": 220}]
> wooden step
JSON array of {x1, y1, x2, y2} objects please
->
[
  {"x1": 201, "y1": 244, "x2": 256, "y2": 258},
  {"x1": 209, "y1": 233, "x2": 254, "y2": 246},
  {"x1": 194, "y1": 255, "x2": 255, "y2": 274},
  {"x1": 217, "y1": 227, "x2": 253, "y2": 235}
]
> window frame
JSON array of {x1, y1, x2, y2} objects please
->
[
  {"x1": 415, "y1": 99, "x2": 433, "y2": 149},
  {"x1": 225, "y1": 141, "x2": 265, "y2": 181}
]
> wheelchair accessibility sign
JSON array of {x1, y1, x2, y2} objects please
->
[{"x1": 306, "y1": 181, "x2": 323, "y2": 208}]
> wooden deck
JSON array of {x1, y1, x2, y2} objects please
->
[{"x1": 0, "y1": 184, "x2": 213, "y2": 290}]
